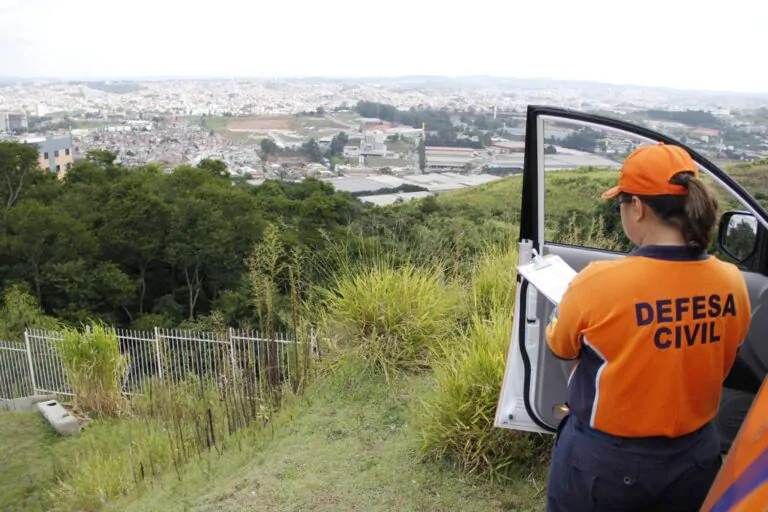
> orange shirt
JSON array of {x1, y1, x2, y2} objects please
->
[
  {"x1": 701, "y1": 377, "x2": 768, "y2": 511},
  {"x1": 546, "y1": 245, "x2": 752, "y2": 438}
]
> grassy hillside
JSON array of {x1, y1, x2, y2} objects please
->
[
  {"x1": 2, "y1": 350, "x2": 547, "y2": 512},
  {"x1": 2, "y1": 162, "x2": 766, "y2": 512},
  {"x1": 436, "y1": 164, "x2": 768, "y2": 221},
  {"x1": 101, "y1": 367, "x2": 546, "y2": 512},
  {"x1": 1, "y1": 237, "x2": 550, "y2": 512}
]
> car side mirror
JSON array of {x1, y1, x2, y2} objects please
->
[{"x1": 717, "y1": 211, "x2": 758, "y2": 263}]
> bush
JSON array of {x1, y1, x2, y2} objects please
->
[
  {"x1": 417, "y1": 244, "x2": 552, "y2": 481},
  {"x1": 0, "y1": 283, "x2": 61, "y2": 340},
  {"x1": 418, "y1": 307, "x2": 552, "y2": 481},
  {"x1": 459, "y1": 241, "x2": 518, "y2": 322},
  {"x1": 56, "y1": 323, "x2": 128, "y2": 416},
  {"x1": 321, "y1": 257, "x2": 460, "y2": 379}
]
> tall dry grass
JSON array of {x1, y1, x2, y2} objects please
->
[
  {"x1": 56, "y1": 323, "x2": 129, "y2": 416},
  {"x1": 46, "y1": 372, "x2": 281, "y2": 512}
]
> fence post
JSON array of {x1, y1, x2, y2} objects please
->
[
  {"x1": 228, "y1": 327, "x2": 237, "y2": 379},
  {"x1": 153, "y1": 327, "x2": 164, "y2": 381},
  {"x1": 310, "y1": 326, "x2": 319, "y2": 360},
  {"x1": 23, "y1": 329, "x2": 39, "y2": 395}
]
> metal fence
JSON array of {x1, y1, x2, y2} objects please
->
[{"x1": 0, "y1": 327, "x2": 312, "y2": 400}]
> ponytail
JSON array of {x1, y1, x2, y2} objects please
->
[
  {"x1": 628, "y1": 171, "x2": 720, "y2": 250},
  {"x1": 679, "y1": 174, "x2": 719, "y2": 249}
]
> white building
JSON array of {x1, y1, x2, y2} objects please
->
[
  {"x1": 0, "y1": 111, "x2": 28, "y2": 133},
  {"x1": 359, "y1": 130, "x2": 387, "y2": 157}
]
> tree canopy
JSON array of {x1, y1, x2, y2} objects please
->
[{"x1": 0, "y1": 143, "x2": 363, "y2": 331}]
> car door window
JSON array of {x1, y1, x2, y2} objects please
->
[
  {"x1": 542, "y1": 115, "x2": 652, "y2": 253},
  {"x1": 541, "y1": 114, "x2": 768, "y2": 263}
]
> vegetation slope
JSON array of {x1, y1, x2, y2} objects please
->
[{"x1": 1, "y1": 144, "x2": 766, "y2": 511}]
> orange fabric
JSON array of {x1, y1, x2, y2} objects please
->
[
  {"x1": 701, "y1": 378, "x2": 768, "y2": 511},
  {"x1": 545, "y1": 252, "x2": 751, "y2": 438},
  {"x1": 601, "y1": 142, "x2": 699, "y2": 199}
]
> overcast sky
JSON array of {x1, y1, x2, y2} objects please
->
[{"x1": 0, "y1": 0, "x2": 765, "y2": 93}]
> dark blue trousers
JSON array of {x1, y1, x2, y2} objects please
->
[{"x1": 546, "y1": 414, "x2": 722, "y2": 512}]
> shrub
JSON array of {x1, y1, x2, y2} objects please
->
[
  {"x1": 56, "y1": 323, "x2": 128, "y2": 416},
  {"x1": 459, "y1": 241, "x2": 518, "y2": 323},
  {"x1": 0, "y1": 283, "x2": 61, "y2": 340},
  {"x1": 417, "y1": 245, "x2": 553, "y2": 481},
  {"x1": 321, "y1": 257, "x2": 460, "y2": 379}
]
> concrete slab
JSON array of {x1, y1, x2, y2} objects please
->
[
  {"x1": 0, "y1": 394, "x2": 57, "y2": 411},
  {"x1": 35, "y1": 400, "x2": 86, "y2": 436}
]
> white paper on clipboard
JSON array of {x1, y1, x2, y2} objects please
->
[{"x1": 517, "y1": 251, "x2": 577, "y2": 305}]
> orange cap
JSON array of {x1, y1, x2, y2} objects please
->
[{"x1": 601, "y1": 142, "x2": 699, "y2": 200}]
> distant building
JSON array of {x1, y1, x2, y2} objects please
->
[
  {"x1": 424, "y1": 146, "x2": 479, "y2": 171},
  {"x1": 20, "y1": 135, "x2": 75, "y2": 178},
  {"x1": 489, "y1": 141, "x2": 525, "y2": 153},
  {"x1": 342, "y1": 142, "x2": 360, "y2": 158},
  {"x1": 359, "y1": 130, "x2": 387, "y2": 157},
  {"x1": 384, "y1": 126, "x2": 423, "y2": 142},
  {"x1": 0, "y1": 111, "x2": 28, "y2": 133}
]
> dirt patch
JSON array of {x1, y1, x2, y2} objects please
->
[{"x1": 227, "y1": 117, "x2": 292, "y2": 130}]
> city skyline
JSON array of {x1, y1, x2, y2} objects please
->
[{"x1": 3, "y1": 74, "x2": 768, "y2": 98}]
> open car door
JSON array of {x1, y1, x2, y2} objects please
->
[{"x1": 495, "y1": 105, "x2": 768, "y2": 450}]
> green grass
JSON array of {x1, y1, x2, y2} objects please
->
[
  {"x1": 0, "y1": 412, "x2": 68, "y2": 511},
  {"x1": 431, "y1": 168, "x2": 618, "y2": 225},
  {"x1": 434, "y1": 165, "x2": 768, "y2": 225},
  {"x1": 56, "y1": 324, "x2": 128, "y2": 416},
  {"x1": 200, "y1": 117, "x2": 229, "y2": 131},
  {"x1": 103, "y1": 365, "x2": 547, "y2": 512},
  {"x1": 197, "y1": 117, "x2": 253, "y2": 142},
  {"x1": 724, "y1": 163, "x2": 768, "y2": 207},
  {"x1": 0, "y1": 374, "x2": 543, "y2": 512}
]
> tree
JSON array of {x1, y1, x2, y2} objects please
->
[
  {"x1": 418, "y1": 138, "x2": 426, "y2": 171},
  {"x1": 0, "y1": 145, "x2": 366, "y2": 330},
  {"x1": 0, "y1": 141, "x2": 39, "y2": 230},
  {"x1": 42, "y1": 259, "x2": 134, "y2": 324},
  {"x1": 100, "y1": 171, "x2": 169, "y2": 315},
  {"x1": 0, "y1": 283, "x2": 60, "y2": 341},
  {"x1": 197, "y1": 158, "x2": 229, "y2": 178},
  {"x1": 163, "y1": 166, "x2": 262, "y2": 320},
  {"x1": 260, "y1": 138, "x2": 279, "y2": 165},
  {"x1": 86, "y1": 149, "x2": 118, "y2": 167},
  {"x1": 5, "y1": 200, "x2": 97, "y2": 302},
  {"x1": 556, "y1": 128, "x2": 601, "y2": 153},
  {"x1": 723, "y1": 221, "x2": 757, "y2": 261},
  {"x1": 300, "y1": 139, "x2": 324, "y2": 163},
  {"x1": 328, "y1": 132, "x2": 349, "y2": 158}
]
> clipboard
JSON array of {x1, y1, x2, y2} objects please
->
[{"x1": 517, "y1": 249, "x2": 577, "y2": 305}]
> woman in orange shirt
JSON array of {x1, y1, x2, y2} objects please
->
[{"x1": 544, "y1": 143, "x2": 752, "y2": 512}]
